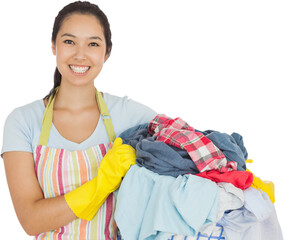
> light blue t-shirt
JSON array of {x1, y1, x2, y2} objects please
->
[{"x1": 1, "y1": 93, "x2": 157, "y2": 155}]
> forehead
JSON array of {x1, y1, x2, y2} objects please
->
[{"x1": 59, "y1": 13, "x2": 104, "y2": 37}]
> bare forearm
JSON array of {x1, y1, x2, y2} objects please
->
[
  {"x1": 17, "y1": 195, "x2": 76, "y2": 236},
  {"x1": 3, "y1": 152, "x2": 77, "y2": 236}
]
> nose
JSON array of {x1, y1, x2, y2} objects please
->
[{"x1": 73, "y1": 45, "x2": 87, "y2": 61}]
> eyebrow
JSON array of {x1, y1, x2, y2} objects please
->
[{"x1": 61, "y1": 33, "x2": 103, "y2": 41}]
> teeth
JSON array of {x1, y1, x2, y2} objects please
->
[{"x1": 69, "y1": 65, "x2": 90, "y2": 73}]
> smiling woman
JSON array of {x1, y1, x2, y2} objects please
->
[
  {"x1": 48, "y1": 2, "x2": 112, "y2": 98},
  {"x1": 51, "y1": 14, "x2": 107, "y2": 88},
  {"x1": 1, "y1": 0, "x2": 284, "y2": 239},
  {"x1": 1, "y1": 1, "x2": 156, "y2": 239}
]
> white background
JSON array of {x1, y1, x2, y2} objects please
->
[{"x1": 0, "y1": 0, "x2": 283, "y2": 238}]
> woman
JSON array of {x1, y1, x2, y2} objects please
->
[{"x1": 1, "y1": 1, "x2": 156, "y2": 239}]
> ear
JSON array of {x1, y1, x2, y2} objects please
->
[
  {"x1": 51, "y1": 41, "x2": 56, "y2": 56},
  {"x1": 104, "y1": 53, "x2": 109, "y2": 62}
]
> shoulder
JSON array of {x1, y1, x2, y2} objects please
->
[
  {"x1": 103, "y1": 92, "x2": 157, "y2": 136},
  {"x1": 103, "y1": 92, "x2": 156, "y2": 118},
  {"x1": 2, "y1": 99, "x2": 44, "y2": 155},
  {"x1": 103, "y1": 92, "x2": 132, "y2": 108},
  {"x1": 10, "y1": 99, "x2": 44, "y2": 114},
  {"x1": 103, "y1": 92, "x2": 154, "y2": 111},
  {"x1": 6, "y1": 100, "x2": 44, "y2": 126},
  {"x1": 3, "y1": 99, "x2": 45, "y2": 141}
]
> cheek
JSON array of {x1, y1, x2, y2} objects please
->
[
  {"x1": 90, "y1": 50, "x2": 107, "y2": 65},
  {"x1": 56, "y1": 47, "x2": 72, "y2": 63},
  {"x1": 55, "y1": 41, "x2": 74, "y2": 61}
]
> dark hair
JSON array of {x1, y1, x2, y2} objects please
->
[{"x1": 45, "y1": 1, "x2": 112, "y2": 99}]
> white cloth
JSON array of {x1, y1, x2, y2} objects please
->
[
  {"x1": 199, "y1": 182, "x2": 244, "y2": 236},
  {"x1": 218, "y1": 187, "x2": 283, "y2": 240}
]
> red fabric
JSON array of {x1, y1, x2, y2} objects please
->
[{"x1": 196, "y1": 170, "x2": 253, "y2": 190}]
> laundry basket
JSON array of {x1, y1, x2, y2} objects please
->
[{"x1": 117, "y1": 224, "x2": 225, "y2": 240}]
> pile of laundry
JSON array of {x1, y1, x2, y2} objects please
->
[{"x1": 114, "y1": 114, "x2": 283, "y2": 240}]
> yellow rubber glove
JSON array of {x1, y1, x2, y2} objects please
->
[
  {"x1": 64, "y1": 138, "x2": 136, "y2": 220},
  {"x1": 246, "y1": 168, "x2": 275, "y2": 203}
]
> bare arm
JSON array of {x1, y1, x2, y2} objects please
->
[{"x1": 3, "y1": 151, "x2": 77, "y2": 236}]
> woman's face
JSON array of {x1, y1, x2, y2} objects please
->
[{"x1": 52, "y1": 13, "x2": 108, "y2": 87}]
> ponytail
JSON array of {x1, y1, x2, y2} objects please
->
[{"x1": 45, "y1": 67, "x2": 61, "y2": 99}]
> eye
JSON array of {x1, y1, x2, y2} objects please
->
[
  {"x1": 89, "y1": 42, "x2": 99, "y2": 47},
  {"x1": 64, "y1": 40, "x2": 74, "y2": 45}
]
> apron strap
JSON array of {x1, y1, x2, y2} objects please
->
[
  {"x1": 38, "y1": 87, "x2": 116, "y2": 146},
  {"x1": 38, "y1": 88, "x2": 58, "y2": 146},
  {"x1": 95, "y1": 89, "x2": 116, "y2": 143}
]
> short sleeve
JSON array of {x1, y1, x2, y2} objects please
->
[
  {"x1": 102, "y1": 93, "x2": 157, "y2": 140},
  {"x1": 1, "y1": 108, "x2": 33, "y2": 156},
  {"x1": 124, "y1": 97, "x2": 157, "y2": 127},
  {"x1": 111, "y1": 96, "x2": 157, "y2": 137}
]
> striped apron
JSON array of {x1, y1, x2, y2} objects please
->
[{"x1": 33, "y1": 88, "x2": 117, "y2": 240}]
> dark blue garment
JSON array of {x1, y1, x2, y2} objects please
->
[
  {"x1": 135, "y1": 138, "x2": 199, "y2": 177},
  {"x1": 201, "y1": 130, "x2": 248, "y2": 171},
  {"x1": 120, "y1": 124, "x2": 248, "y2": 175},
  {"x1": 119, "y1": 123, "x2": 153, "y2": 148},
  {"x1": 119, "y1": 124, "x2": 199, "y2": 177}
]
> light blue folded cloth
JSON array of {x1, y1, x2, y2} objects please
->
[{"x1": 115, "y1": 165, "x2": 220, "y2": 240}]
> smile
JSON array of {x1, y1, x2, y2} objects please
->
[{"x1": 69, "y1": 65, "x2": 90, "y2": 74}]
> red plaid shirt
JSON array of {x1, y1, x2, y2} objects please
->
[{"x1": 148, "y1": 114, "x2": 237, "y2": 172}]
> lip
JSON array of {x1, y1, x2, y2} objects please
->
[{"x1": 69, "y1": 64, "x2": 91, "y2": 76}]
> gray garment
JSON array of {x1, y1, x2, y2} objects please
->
[{"x1": 119, "y1": 124, "x2": 199, "y2": 177}]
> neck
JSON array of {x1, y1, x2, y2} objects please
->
[{"x1": 54, "y1": 82, "x2": 98, "y2": 111}]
